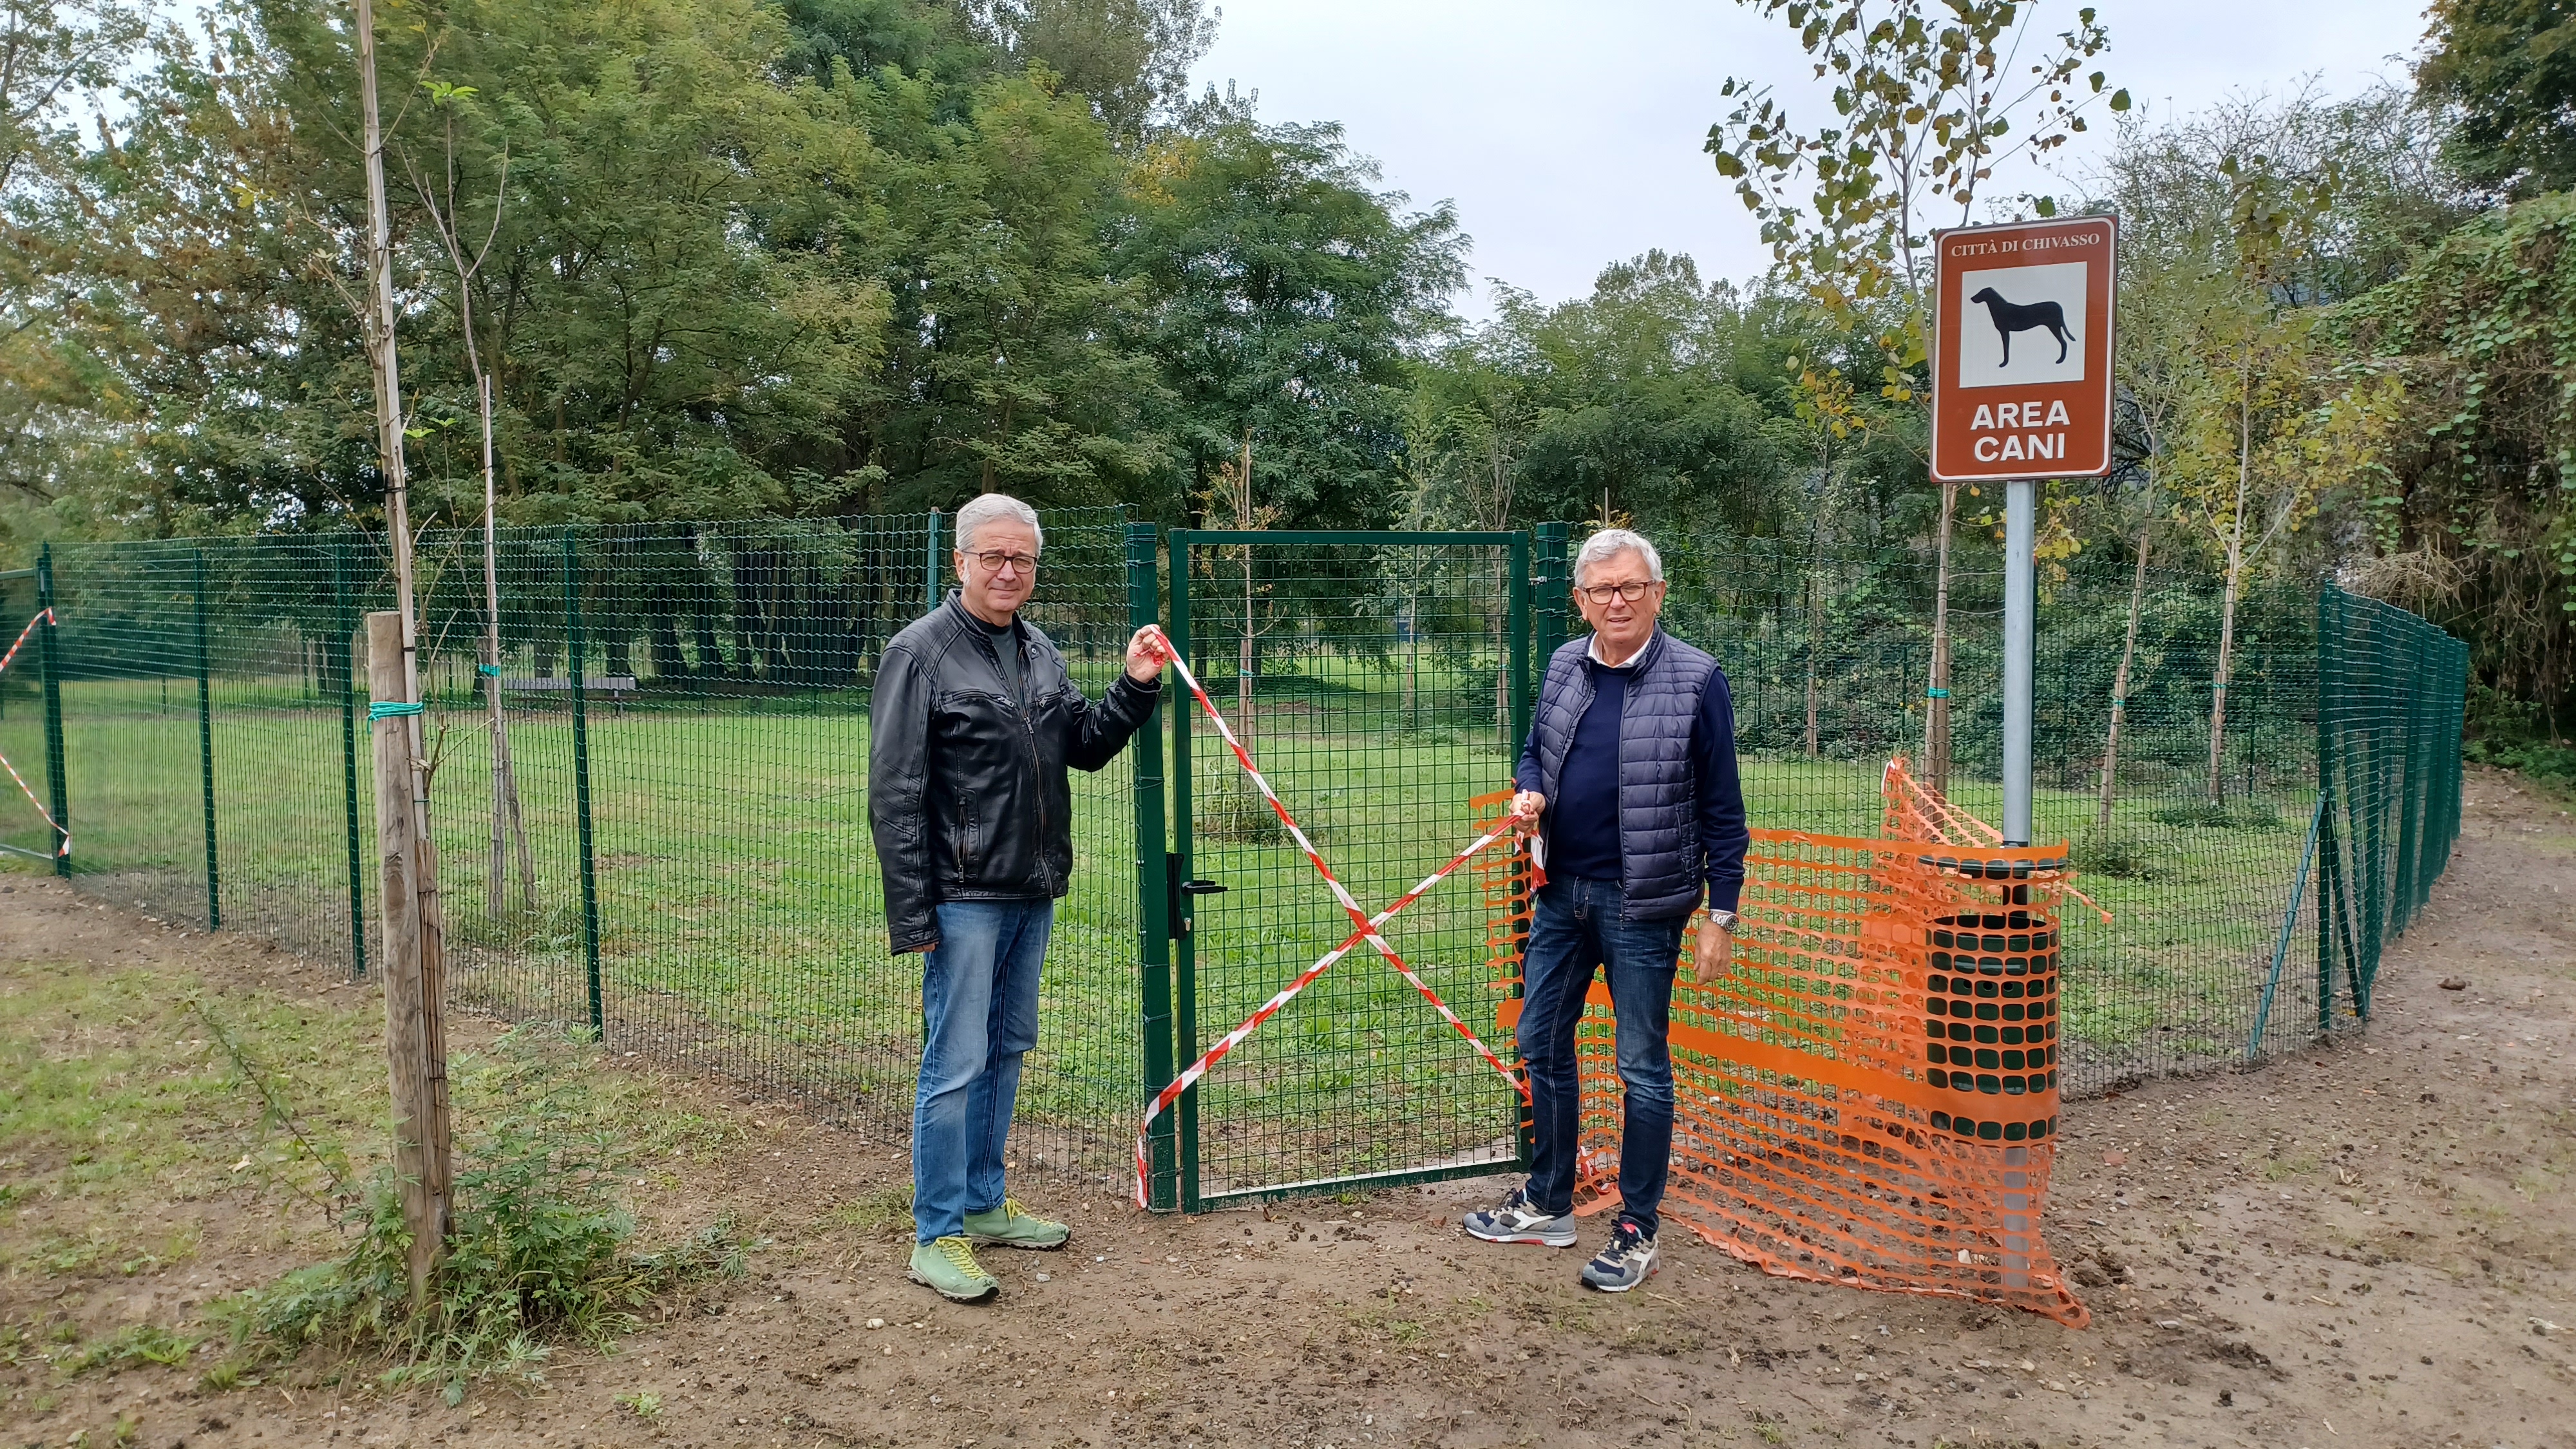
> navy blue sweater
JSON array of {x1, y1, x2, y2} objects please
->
[{"x1": 1515, "y1": 649, "x2": 1748, "y2": 913}]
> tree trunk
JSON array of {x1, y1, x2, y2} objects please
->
[
  {"x1": 2208, "y1": 363, "x2": 2254, "y2": 807},
  {"x1": 477, "y1": 374, "x2": 537, "y2": 921},
  {"x1": 2095, "y1": 529, "x2": 2151, "y2": 836},
  {"x1": 1924, "y1": 482, "x2": 1958, "y2": 795},
  {"x1": 366, "y1": 611, "x2": 451, "y2": 1308},
  {"x1": 1804, "y1": 564, "x2": 1822, "y2": 759},
  {"x1": 1233, "y1": 433, "x2": 1256, "y2": 747},
  {"x1": 357, "y1": 9, "x2": 448, "y2": 1297},
  {"x1": 1402, "y1": 588, "x2": 1418, "y2": 730},
  {"x1": 1494, "y1": 549, "x2": 1510, "y2": 748}
]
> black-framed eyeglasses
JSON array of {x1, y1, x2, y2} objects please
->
[
  {"x1": 965, "y1": 550, "x2": 1041, "y2": 574},
  {"x1": 1575, "y1": 581, "x2": 1657, "y2": 604}
]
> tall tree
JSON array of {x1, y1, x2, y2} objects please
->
[
  {"x1": 974, "y1": 0, "x2": 1214, "y2": 142},
  {"x1": 2334, "y1": 189, "x2": 2576, "y2": 728},
  {"x1": 61, "y1": 0, "x2": 891, "y2": 531},
  {"x1": 2418, "y1": 0, "x2": 2576, "y2": 196},
  {"x1": 0, "y1": 0, "x2": 144, "y2": 535},
  {"x1": 2097, "y1": 95, "x2": 2416, "y2": 804},
  {"x1": 1704, "y1": 0, "x2": 2128, "y2": 796},
  {"x1": 1117, "y1": 116, "x2": 1465, "y2": 529}
]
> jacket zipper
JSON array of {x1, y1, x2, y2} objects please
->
[{"x1": 1007, "y1": 630, "x2": 1053, "y2": 895}]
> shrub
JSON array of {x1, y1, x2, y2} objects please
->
[{"x1": 215, "y1": 1032, "x2": 748, "y2": 1403}]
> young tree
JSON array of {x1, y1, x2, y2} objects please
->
[
  {"x1": 2170, "y1": 150, "x2": 2402, "y2": 804},
  {"x1": 1404, "y1": 352, "x2": 1531, "y2": 746},
  {"x1": 404, "y1": 79, "x2": 535, "y2": 920},
  {"x1": 1704, "y1": 0, "x2": 2127, "y2": 796},
  {"x1": 2097, "y1": 99, "x2": 2412, "y2": 805}
]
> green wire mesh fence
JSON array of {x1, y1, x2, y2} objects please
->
[
  {"x1": 23, "y1": 512, "x2": 1139, "y2": 1189},
  {"x1": 1162, "y1": 530, "x2": 1531, "y2": 1206},
  {"x1": 1650, "y1": 534, "x2": 2349, "y2": 1089},
  {"x1": 1, "y1": 514, "x2": 2467, "y2": 1198}
]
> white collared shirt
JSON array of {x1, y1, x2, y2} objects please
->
[{"x1": 1587, "y1": 631, "x2": 1648, "y2": 669}]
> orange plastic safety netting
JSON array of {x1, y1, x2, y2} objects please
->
[{"x1": 1479, "y1": 761, "x2": 2089, "y2": 1326}]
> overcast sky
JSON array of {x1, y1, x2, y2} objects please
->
[{"x1": 1191, "y1": 1, "x2": 2436, "y2": 317}]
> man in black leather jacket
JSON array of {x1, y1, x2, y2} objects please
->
[{"x1": 868, "y1": 493, "x2": 1165, "y2": 1302}]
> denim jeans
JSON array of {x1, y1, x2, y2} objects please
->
[
  {"x1": 1515, "y1": 875, "x2": 1687, "y2": 1235},
  {"x1": 913, "y1": 899, "x2": 1053, "y2": 1243}
]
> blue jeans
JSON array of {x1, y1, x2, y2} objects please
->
[
  {"x1": 913, "y1": 899, "x2": 1053, "y2": 1244},
  {"x1": 1516, "y1": 876, "x2": 1687, "y2": 1235}
]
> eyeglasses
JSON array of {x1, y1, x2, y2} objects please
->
[
  {"x1": 1576, "y1": 581, "x2": 1658, "y2": 604},
  {"x1": 965, "y1": 550, "x2": 1041, "y2": 575}
]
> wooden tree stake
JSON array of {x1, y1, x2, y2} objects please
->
[{"x1": 366, "y1": 611, "x2": 453, "y2": 1304}]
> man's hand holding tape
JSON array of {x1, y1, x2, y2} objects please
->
[{"x1": 1507, "y1": 788, "x2": 1734, "y2": 986}]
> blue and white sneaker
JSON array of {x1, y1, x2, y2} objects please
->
[
  {"x1": 1580, "y1": 1218, "x2": 1658, "y2": 1291},
  {"x1": 1461, "y1": 1184, "x2": 1578, "y2": 1247}
]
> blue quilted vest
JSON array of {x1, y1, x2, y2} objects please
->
[{"x1": 1530, "y1": 627, "x2": 1720, "y2": 921}]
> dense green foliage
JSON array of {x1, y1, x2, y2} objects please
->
[
  {"x1": 4, "y1": 0, "x2": 2575, "y2": 724},
  {"x1": 2335, "y1": 190, "x2": 2576, "y2": 717},
  {"x1": 0, "y1": 0, "x2": 1462, "y2": 535},
  {"x1": 2418, "y1": 0, "x2": 2576, "y2": 195}
]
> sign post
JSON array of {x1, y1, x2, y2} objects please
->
[{"x1": 1931, "y1": 216, "x2": 2118, "y2": 846}]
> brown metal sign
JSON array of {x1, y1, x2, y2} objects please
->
[{"x1": 1930, "y1": 216, "x2": 2117, "y2": 482}]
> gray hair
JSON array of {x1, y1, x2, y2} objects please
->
[
  {"x1": 953, "y1": 493, "x2": 1043, "y2": 555},
  {"x1": 1573, "y1": 527, "x2": 1663, "y2": 585}
]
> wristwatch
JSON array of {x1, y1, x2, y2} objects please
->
[{"x1": 1707, "y1": 909, "x2": 1738, "y2": 931}]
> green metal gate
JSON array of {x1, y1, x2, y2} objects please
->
[{"x1": 1146, "y1": 530, "x2": 1535, "y2": 1209}]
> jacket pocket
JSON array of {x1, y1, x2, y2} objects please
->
[{"x1": 953, "y1": 799, "x2": 980, "y2": 878}]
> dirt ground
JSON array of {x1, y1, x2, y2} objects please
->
[{"x1": 4, "y1": 768, "x2": 2571, "y2": 1449}]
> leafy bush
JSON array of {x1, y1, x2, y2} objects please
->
[
  {"x1": 2467, "y1": 735, "x2": 2576, "y2": 795},
  {"x1": 2071, "y1": 832, "x2": 2162, "y2": 881},
  {"x1": 2463, "y1": 681, "x2": 2576, "y2": 796}
]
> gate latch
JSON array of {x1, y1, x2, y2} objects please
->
[{"x1": 1165, "y1": 855, "x2": 1227, "y2": 936}]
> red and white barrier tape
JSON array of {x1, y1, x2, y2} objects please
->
[
  {"x1": 1131, "y1": 624, "x2": 1526, "y2": 1208},
  {"x1": 0, "y1": 608, "x2": 53, "y2": 677},
  {"x1": 0, "y1": 609, "x2": 68, "y2": 856}
]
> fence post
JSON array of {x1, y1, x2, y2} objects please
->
[
  {"x1": 1126, "y1": 521, "x2": 1177, "y2": 1211},
  {"x1": 1508, "y1": 532, "x2": 1533, "y2": 750},
  {"x1": 1532, "y1": 522, "x2": 1569, "y2": 659},
  {"x1": 924, "y1": 508, "x2": 942, "y2": 611},
  {"x1": 2392, "y1": 625, "x2": 2429, "y2": 943},
  {"x1": 365, "y1": 609, "x2": 454, "y2": 1304},
  {"x1": 194, "y1": 550, "x2": 220, "y2": 929},
  {"x1": 1521, "y1": 522, "x2": 1569, "y2": 1170},
  {"x1": 36, "y1": 544, "x2": 67, "y2": 874},
  {"x1": 565, "y1": 529, "x2": 603, "y2": 1036},
  {"x1": 336, "y1": 543, "x2": 367, "y2": 978},
  {"x1": 2315, "y1": 586, "x2": 2337, "y2": 1035}
]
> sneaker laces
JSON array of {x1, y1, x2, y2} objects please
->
[
  {"x1": 997, "y1": 1197, "x2": 1034, "y2": 1224},
  {"x1": 933, "y1": 1236, "x2": 985, "y2": 1274}
]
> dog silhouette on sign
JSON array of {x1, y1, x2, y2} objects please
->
[{"x1": 1967, "y1": 287, "x2": 2075, "y2": 366}]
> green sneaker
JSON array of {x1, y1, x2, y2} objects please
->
[
  {"x1": 961, "y1": 1197, "x2": 1070, "y2": 1251},
  {"x1": 907, "y1": 1235, "x2": 999, "y2": 1301}
]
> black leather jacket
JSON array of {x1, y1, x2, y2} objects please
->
[{"x1": 867, "y1": 593, "x2": 1159, "y2": 954}]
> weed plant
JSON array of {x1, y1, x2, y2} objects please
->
[{"x1": 214, "y1": 1029, "x2": 748, "y2": 1401}]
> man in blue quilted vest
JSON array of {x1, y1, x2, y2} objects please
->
[{"x1": 1462, "y1": 527, "x2": 1748, "y2": 1291}]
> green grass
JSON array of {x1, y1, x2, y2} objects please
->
[
  {"x1": 0, "y1": 942, "x2": 753, "y2": 1397},
  {"x1": 17, "y1": 662, "x2": 2315, "y2": 1194}
]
